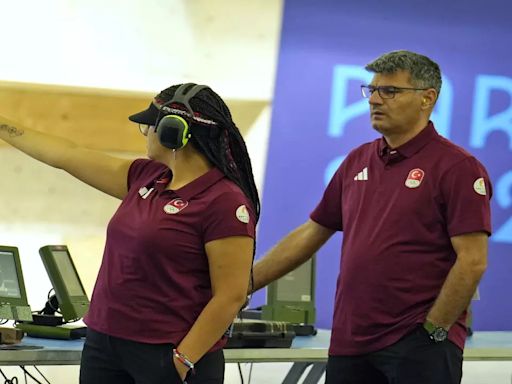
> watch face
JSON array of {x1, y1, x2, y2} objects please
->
[{"x1": 432, "y1": 327, "x2": 448, "y2": 342}]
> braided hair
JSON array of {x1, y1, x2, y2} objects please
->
[
  {"x1": 157, "y1": 84, "x2": 260, "y2": 297},
  {"x1": 156, "y1": 84, "x2": 260, "y2": 224}
]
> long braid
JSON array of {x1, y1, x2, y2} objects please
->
[
  {"x1": 191, "y1": 87, "x2": 260, "y2": 298},
  {"x1": 158, "y1": 85, "x2": 260, "y2": 222},
  {"x1": 158, "y1": 85, "x2": 260, "y2": 296}
]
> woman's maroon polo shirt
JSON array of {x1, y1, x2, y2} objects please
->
[
  {"x1": 311, "y1": 123, "x2": 492, "y2": 355},
  {"x1": 84, "y1": 159, "x2": 255, "y2": 350}
]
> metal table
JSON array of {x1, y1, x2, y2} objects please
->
[{"x1": 1, "y1": 330, "x2": 512, "y2": 383}]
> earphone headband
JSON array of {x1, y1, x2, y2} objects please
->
[
  {"x1": 155, "y1": 83, "x2": 220, "y2": 149},
  {"x1": 163, "y1": 83, "x2": 209, "y2": 115}
]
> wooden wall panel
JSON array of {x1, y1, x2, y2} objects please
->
[{"x1": 0, "y1": 81, "x2": 267, "y2": 152}]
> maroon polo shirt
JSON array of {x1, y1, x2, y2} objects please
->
[
  {"x1": 311, "y1": 122, "x2": 492, "y2": 355},
  {"x1": 84, "y1": 159, "x2": 255, "y2": 350}
]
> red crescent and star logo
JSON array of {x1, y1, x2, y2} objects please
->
[
  {"x1": 405, "y1": 168, "x2": 425, "y2": 189},
  {"x1": 163, "y1": 198, "x2": 189, "y2": 214}
]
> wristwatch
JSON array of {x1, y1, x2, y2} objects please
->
[{"x1": 423, "y1": 320, "x2": 448, "y2": 343}]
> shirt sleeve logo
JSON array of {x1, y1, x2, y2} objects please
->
[
  {"x1": 163, "y1": 198, "x2": 189, "y2": 214},
  {"x1": 405, "y1": 168, "x2": 425, "y2": 189},
  {"x1": 473, "y1": 177, "x2": 487, "y2": 196},
  {"x1": 236, "y1": 205, "x2": 250, "y2": 223}
]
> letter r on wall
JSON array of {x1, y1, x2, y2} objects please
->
[{"x1": 471, "y1": 75, "x2": 512, "y2": 150}]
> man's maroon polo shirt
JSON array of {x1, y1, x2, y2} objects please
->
[
  {"x1": 84, "y1": 159, "x2": 255, "y2": 350},
  {"x1": 311, "y1": 122, "x2": 492, "y2": 355}
]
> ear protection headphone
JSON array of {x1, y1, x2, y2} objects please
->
[{"x1": 155, "y1": 83, "x2": 218, "y2": 149}]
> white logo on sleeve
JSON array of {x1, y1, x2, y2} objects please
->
[
  {"x1": 473, "y1": 178, "x2": 487, "y2": 196},
  {"x1": 236, "y1": 205, "x2": 250, "y2": 223},
  {"x1": 138, "y1": 187, "x2": 154, "y2": 199}
]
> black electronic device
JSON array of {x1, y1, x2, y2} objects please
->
[
  {"x1": 0, "y1": 246, "x2": 33, "y2": 322},
  {"x1": 38, "y1": 245, "x2": 89, "y2": 322},
  {"x1": 225, "y1": 319, "x2": 295, "y2": 349}
]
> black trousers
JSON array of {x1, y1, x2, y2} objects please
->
[
  {"x1": 325, "y1": 326, "x2": 463, "y2": 384},
  {"x1": 80, "y1": 328, "x2": 224, "y2": 384}
]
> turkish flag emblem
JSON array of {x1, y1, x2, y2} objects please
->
[
  {"x1": 405, "y1": 168, "x2": 425, "y2": 189},
  {"x1": 163, "y1": 198, "x2": 189, "y2": 214}
]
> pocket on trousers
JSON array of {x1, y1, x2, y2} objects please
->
[
  {"x1": 163, "y1": 350, "x2": 185, "y2": 384},
  {"x1": 415, "y1": 324, "x2": 432, "y2": 339}
]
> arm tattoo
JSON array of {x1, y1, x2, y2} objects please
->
[{"x1": 0, "y1": 123, "x2": 25, "y2": 138}]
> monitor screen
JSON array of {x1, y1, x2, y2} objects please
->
[
  {"x1": 262, "y1": 255, "x2": 316, "y2": 324},
  {"x1": 39, "y1": 245, "x2": 89, "y2": 321},
  {"x1": 276, "y1": 258, "x2": 312, "y2": 302},
  {"x1": 0, "y1": 246, "x2": 33, "y2": 322},
  {"x1": 51, "y1": 250, "x2": 86, "y2": 297},
  {"x1": 0, "y1": 250, "x2": 22, "y2": 299}
]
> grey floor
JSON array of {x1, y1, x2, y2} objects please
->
[
  {"x1": 0, "y1": 361, "x2": 510, "y2": 383},
  {"x1": 226, "y1": 361, "x2": 512, "y2": 383}
]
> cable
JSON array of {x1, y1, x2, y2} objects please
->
[
  {"x1": 0, "y1": 369, "x2": 18, "y2": 384},
  {"x1": 17, "y1": 368, "x2": 42, "y2": 384},
  {"x1": 237, "y1": 363, "x2": 245, "y2": 384},
  {"x1": 247, "y1": 363, "x2": 254, "y2": 384},
  {"x1": 31, "y1": 367, "x2": 50, "y2": 384}
]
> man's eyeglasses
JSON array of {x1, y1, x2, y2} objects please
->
[
  {"x1": 138, "y1": 124, "x2": 153, "y2": 136},
  {"x1": 361, "y1": 85, "x2": 428, "y2": 99}
]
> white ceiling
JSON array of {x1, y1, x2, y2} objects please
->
[{"x1": 0, "y1": 0, "x2": 283, "y2": 100}]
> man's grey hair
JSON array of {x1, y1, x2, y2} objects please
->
[{"x1": 365, "y1": 50, "x2": 442, "y2": 96}]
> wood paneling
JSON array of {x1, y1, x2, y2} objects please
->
[{"x1": 0, "y1": 81, "x2": 268, "y2": 152}]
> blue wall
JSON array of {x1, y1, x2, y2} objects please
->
[{"x1": 257, "y1": 0, "x2": 512, "y2": 331}]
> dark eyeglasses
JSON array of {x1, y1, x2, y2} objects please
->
[{"x1": 361, "y1": 85, "x2": 428, "y2": 99}]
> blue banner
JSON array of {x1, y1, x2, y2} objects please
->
[{"x1": 258, "y1": 0, "x2": 512, "y2": 330}]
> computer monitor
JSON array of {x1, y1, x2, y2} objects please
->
[
  {"x1": 0, "y1": 246, "x2": 33, "y2": 321},
  {"x1": 261, "y1": 255, "x2": 316, "y2": 325},
  {"x1": 39, "y1": 245, "x2": 89, "y2": 322}
]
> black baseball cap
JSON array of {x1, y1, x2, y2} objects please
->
[
  {"x1": 129, "y1": 97, "x2": 219, "y2": 128},
  {"x1": 129, "y1": 84, "x2": 219, "y2": 129},
  {"x1": 129, "y1": 84, "x2": 196, "y2": 125},
  {"x1": 128, "y1": 101, "x2": 161, "y2": 125}
]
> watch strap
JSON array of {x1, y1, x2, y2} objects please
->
[{"x1": 423, "y1": 320, "x2": 436, "y2": 334}]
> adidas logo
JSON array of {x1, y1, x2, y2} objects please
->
[{"x1": 354, "y1": 167, "x2": 368, "y2": 181}]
